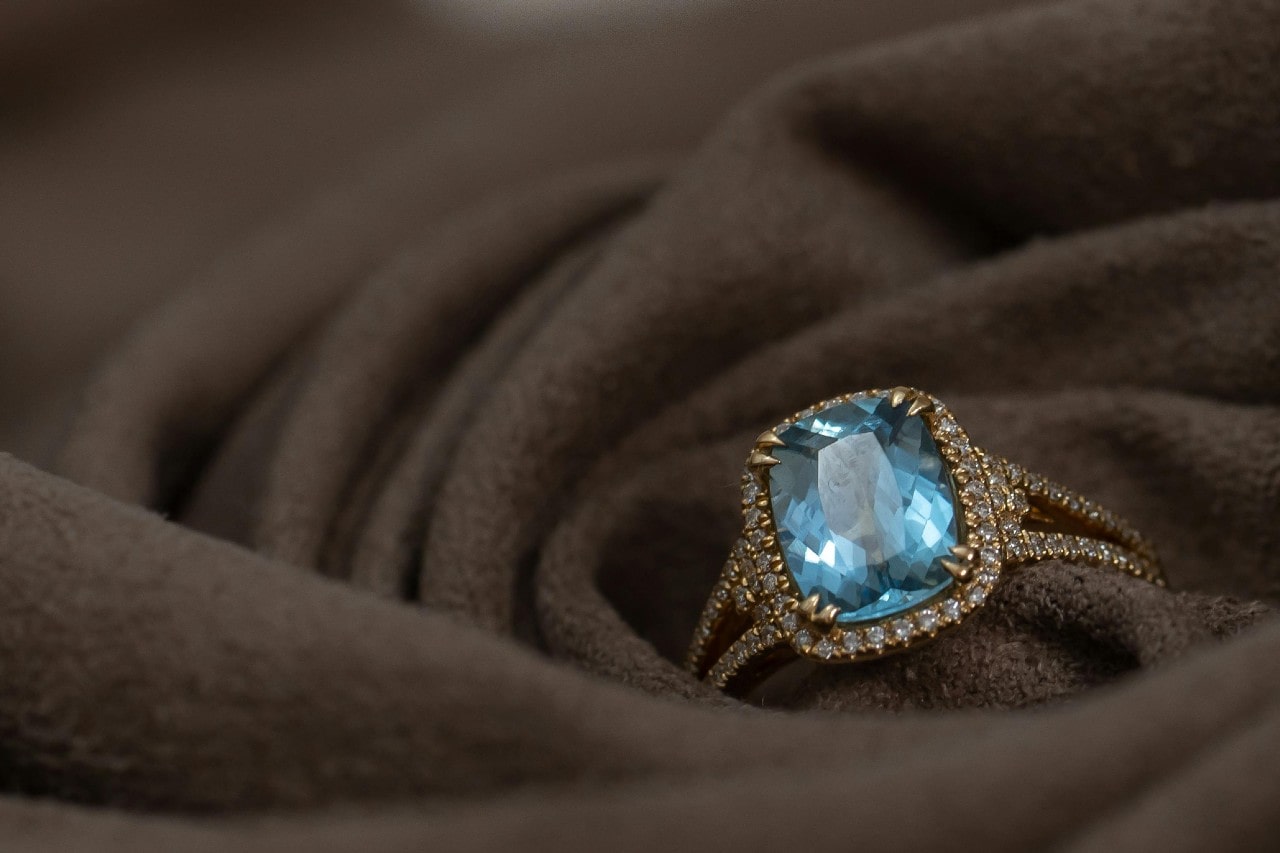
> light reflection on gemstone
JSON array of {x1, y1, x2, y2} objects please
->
[{"x1": 769, "y1": 392, "x2": 961, "y2": 624}]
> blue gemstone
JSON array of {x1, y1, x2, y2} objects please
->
[{"x1": 768, "y1": 393, "x2": 960, "y2": 624}]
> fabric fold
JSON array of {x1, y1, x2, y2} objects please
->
[{"x1": 3, "y1": 0, "x2": 1278, "y2": 849}]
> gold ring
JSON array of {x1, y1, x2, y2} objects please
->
[{"x1": 687, "y1": 387, "x2": 1163, "y2": 695}]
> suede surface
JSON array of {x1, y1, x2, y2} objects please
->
[{"x1": 2, "y1": 0, "x2": 1279, "y2": 850}]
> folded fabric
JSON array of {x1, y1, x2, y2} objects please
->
[{"x1": 2, "y1": 0, "x2": 1278, "y2": 850}]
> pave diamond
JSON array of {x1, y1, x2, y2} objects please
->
[{"x1": 768, "y1": 392, "x2": 961, "y2": 624}]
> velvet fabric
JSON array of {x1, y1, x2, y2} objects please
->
[{"x1": 2, "y1": 0, "x2": 1278, "y2": 849}]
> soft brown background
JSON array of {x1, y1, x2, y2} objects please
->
[{"x1": 2, "y1": 0, "x2": 1278, "y2": 850}]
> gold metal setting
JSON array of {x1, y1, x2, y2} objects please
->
[{"x1": 686, "y1": 387, "x2": 1164, "y2": 695}]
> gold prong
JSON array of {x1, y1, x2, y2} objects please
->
[
  {"x1": 907, "y1": 395, "x2": 934, "y2": 417},
  {"x1": 889, "y1": 386, "x2": 911, "y2": 408},
  {"x1": 815, "y1": 604, "x2": 841, "y2": 626},
  {"x1": 949, "y1": 544, "x2": 977, "y2": 562},
  {"x1": 748, "y1": 450, "x2": 780, "y2": 469},
  {"x1": 799, "y1": 593, "x2": 821, "y2": 619},
  {"x1": 755, "y1": 428, "x2": 784, "y2": 448},
  {"x1": 941, "y1": 558, "x2": 972, "y2": 582}
]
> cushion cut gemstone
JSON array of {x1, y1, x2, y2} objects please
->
[{"x1": 768, "y1": 393, "x2": 961, "y2": 624}]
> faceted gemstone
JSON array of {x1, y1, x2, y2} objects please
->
[{"x1": 768, "y1": 392, "x2": 961, "y2": 624}]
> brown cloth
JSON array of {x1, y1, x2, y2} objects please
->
[{"x1": 2, "y1": 0, "x2": 1279, "y2": 850}]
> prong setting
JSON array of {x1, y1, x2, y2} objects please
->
[
  {"x1": 721, "y1": 388, "x2": 1008, "y2": 669},
  {"x1": 907, "y1": 395, "x2": 934, "y2": 417},
  {"x1": 815, "y1": 604, "x2": 841, "y2": 626},
  {"x1": 941, "y1": 558, "x2": 972, "y2": 582},
  {"x1": 692, "y1": 385, "x2": 1159, "y2": 689},
  {"x1": 755, "y1": 428, "x2": 784, "y2": 448}
]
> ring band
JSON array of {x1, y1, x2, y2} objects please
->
[{"x1": 687, "y1": 387, "x2": 1163, "y2": 695}]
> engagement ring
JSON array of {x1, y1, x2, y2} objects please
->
[{"x1": 687, "y1": 387, "x2": 1163, "y2": 694}]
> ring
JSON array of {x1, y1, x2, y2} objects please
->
[{"x1": 687, "y1": 387, "x2": 1164, "y2": 694}]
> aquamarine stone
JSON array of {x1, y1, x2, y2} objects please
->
[{"x1": 768, "y1": 393, "x2": 960, "y2": 624}]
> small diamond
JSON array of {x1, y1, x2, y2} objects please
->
[
  {"x1": 733, "y1": 587, "x2": 749, "y2": 608},
  {"x1": 760, "y1": 625, "x2": 778, "y2": 644},
  {"x1": 715, "y1": 586, "x2": 729, "y2": 602},
  {"x1": 1001, "y1": 517, "x2": 1021, "y2": 536},
  {"x1": 794, "y1": 629, "x2": 813, "y2": 649},
  {"x1": 978, "y1": 521, "x2": 998, "y2": 541},
  {"x1": 917, "y1": 608, "x2": 939, "y2": 632},
  {"x1": 1009, "y1": 490, "x2": 1029, "y2": 513},
  {"x1": 753, "y1": 604, "x2": 770, "y2": 622},
  {"x1": 745, "y1": 508, "x2": 761, "y2": 528},
  {"x1": 745, "y1": 480, "x2": 761, "y2": 503},
  {"x1": 842, "y1": 632, "x2": 860, "y2": 652},
  {"x1": 865, "y1": 626, "x2": 886, "y2": 649},
  {"x1": 978, "y1": 570, "x2": 998, "y2": 585},
  {"x1": 748, "y1": 529, "x2": 765, "y2": 548},
  {"x1": 762, "y1": 573, "x2": 778, "y2": 592},
  {"x1": 967, "y1": 586, "x2": 988, "y2": 606},
  {"x1": 936, "y1": 418, "x2": 958, "y2": 436},
  {"x1": 980, "y1": 548, "x2": 1000, "y2": 568},
  {"x1": 941, "y1": 599, "x2": 962, "y2": 621},
  {"x1": 964, "y1": 480, "x2": 986, "y2": 498},
  {"x1": 755, "y1": 553, "x2": 771, "y2": 572},
  {"x1": 972, "y1": 501, "x2": 993, "y2": 519},
  {"x1": 780, "y1": 612, "x2": 798, "y2": 632},
  {"x1": 815, "y1": 638, "x2": 835, "y2": 659},
  {"x1": 891, "y1": 619, "x2": 913, "y2": 642},
  {"x1": 1006, "y1": 462, "x2": 1024, "y2": 483}
]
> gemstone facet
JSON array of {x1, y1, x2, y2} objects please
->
[{"x1": 768, "y1": 393, "x2": 961, "y2": 624}]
